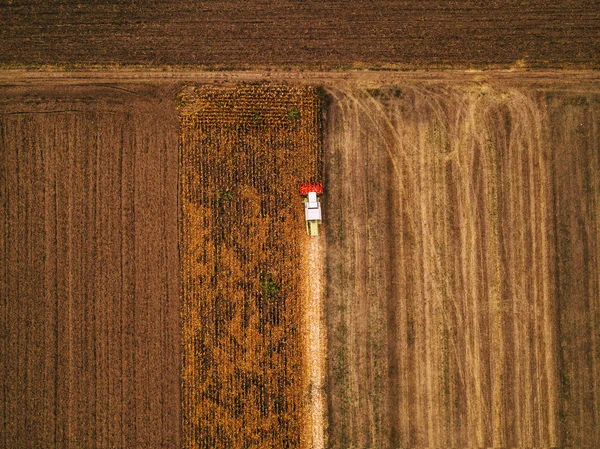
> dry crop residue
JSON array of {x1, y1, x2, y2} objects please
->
[
  {"x1": 324, "y1": 84, "x2": 600, "y2": 448},
  {"x1": 179, "y1": 84, "x2": 323, "y2": 449}
]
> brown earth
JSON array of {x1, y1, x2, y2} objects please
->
[
  {"x1": 2, "y1": 69, "x2": 600, "y2": 93},
  {"x1": 324, "y1": 82, "x2": 600, "y2": 447},
  {"x1": 0, "y1": 83, "x2": 181, "y2": 448},
  {"x1": 1, "y1": 1, "x2": 599, "y2": 69}
]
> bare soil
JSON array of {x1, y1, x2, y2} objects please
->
[
  {"x1": 1, "y1": 1, "x2": 599, "y2": 69},
  {"x1": 0, "y1": 84, "x2": 181, "y2": 448},
  {"x1": 324, "y1": 82, "x2": 600, "y2": 447}
]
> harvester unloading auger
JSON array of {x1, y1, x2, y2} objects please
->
[{"x1": 300, "y1": 183, "x2": 323, "y2": 236}]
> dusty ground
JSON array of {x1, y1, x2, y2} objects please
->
[
  {"x1": 301, "y1": 237, "x2": 328, "y2": 449},
  {"x1": 3, "y1": 68, "x2": 600, "y2": 89},
  {"x1": 1, "y1": 1, "x2": 599, "y2": 69},
  {"x1": 0, "y1": 84, "x2": 181, "y2": 448},
  {"x1": 324, "y1": 82, "x2": 600, "y2": 448}
]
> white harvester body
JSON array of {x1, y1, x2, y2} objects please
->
[
  {"x1": 305, "y1": 192, "x2": 322, "y2": 221},
  {"x1": 303, "y1": 190, "x2": 322, "y2": 236}
]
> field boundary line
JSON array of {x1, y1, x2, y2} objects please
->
[{"x1": 1, "y1": 70, "x2": 600, "y2": 87}]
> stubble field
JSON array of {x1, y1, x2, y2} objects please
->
[{"x1": 324, "y1": 83, "x2": 600, "y2": 448}]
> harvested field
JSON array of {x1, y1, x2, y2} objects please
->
[
  {"x1": 179, "y1": 84, "x2": 323, "y2": 449},
  {"x1": 0, "y1": 84, "x2": 181, "y2": 448},
  {"x1": 2, "y1": 71, "x2": 599, "y2": 449},
  {"x1": 324, "y1": 84, "x2": 600, "y2": 447},
  {"x1": 1, "y1": 1, "x2": 599, "y2": 69}
]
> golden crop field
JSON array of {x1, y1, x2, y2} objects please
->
[{"x1": 179, "y1": 84, "x2": 322, "y2": 449}]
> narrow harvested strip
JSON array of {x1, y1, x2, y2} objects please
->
[{"x1": 302, "y1": 237, "x2": 328, "y2": 449}]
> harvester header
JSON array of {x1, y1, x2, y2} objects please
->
[{"x1": 299, "y1": 183, "x2": 323, "y2": 195}]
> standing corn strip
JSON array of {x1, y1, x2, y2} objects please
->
[{"x1": 180, "y1": 84, "x2": 322, "y2": 449}]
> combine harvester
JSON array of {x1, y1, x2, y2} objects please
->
[{"x1": 300, "y1": 183, "x2": 323, "y2": 236}]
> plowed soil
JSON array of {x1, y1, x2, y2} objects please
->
[
  {"x1": 1, "y1": 0, "x2": 599, "y2": 69},
  {"x1": 324, "y1": 83, "x2": 600, "y2": 448},
  {"x1": 0, "y1": 84, "x2": 181, "y2": 448}
]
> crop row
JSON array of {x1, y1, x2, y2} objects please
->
[{"x1": 180, "y1": 84, "x2": 322, "y2": 449}]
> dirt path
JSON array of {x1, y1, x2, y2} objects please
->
[
  {"x1": 1, "y1": 69, "x2": 600, "y2": 90},
  {"x1": 302, "y1": 236, "x2": 328, "y2": 449}
]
